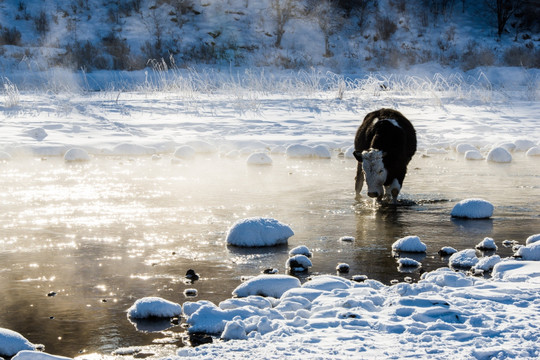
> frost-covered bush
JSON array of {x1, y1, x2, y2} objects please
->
[
  {"x1": 375, "y1": 15, "x2": 397, "y2": 41},
  {"x1": 0, "y1": 27, "x2": 22, "y2": 46}
]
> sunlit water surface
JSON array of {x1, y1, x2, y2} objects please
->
[{"x1": 0, "y1": 153, "x2": 539, "y2": 357}]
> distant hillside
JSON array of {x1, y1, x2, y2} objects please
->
[{"x1": 0, "y1": 0, "x2": 538, "y2": 72}]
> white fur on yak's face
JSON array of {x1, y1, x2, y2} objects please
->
[{"x1": 361, "y1": 149, "x2": 387, "y2": 199}]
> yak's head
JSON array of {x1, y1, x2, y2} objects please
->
[{"x1": 360, "y1": 149, "x2": 387, "y2": 199}]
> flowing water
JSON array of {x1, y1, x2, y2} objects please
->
[{"x1": 0, "y1": 152, "x2": 539, "y2": 357}]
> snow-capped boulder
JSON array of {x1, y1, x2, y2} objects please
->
[
  {"x1": 464, "y1": 150, "x2": 483, "y2": 160},
  {"x1": 23, "y1": 127, "x2": 48, "y2": 141},
  {"x1": 475, "y1": 237, "x2": 498, "y2": 251},
  {"x1": 456, "y1": 143, "x2": 477, "y2": 154},
  {"x1": 472, "y1": 255, "x2": 501, "y2": 272},
  {"x1": 513, "y1": 139, "x2": 535, "y2": 152},
  {"x1": 397, "y1": 257, "x2": 421, "y2": 267},
  {"x1": 526, "y1": 234, "x2": 540, "y2": 245},
  {"x1": 126, "y1": 297, "x2": 182, "y2": 319},
  {"x1": 392, "y1": 236, "x2": 427, "y2": 253},
  {"x1": 226, "y1": 217, "x2": 294, "y2": 247},
  {"x1": 449, "y1": 249, "x2": 479, "y2": 268},
  {"x1": 438, "y1": 246, "x2": 457, "y2": 256},
  {"x1": 286, "y1": 144, "x2": 331, "y2": 159},
  {"x1": 64, "y1": 148, "x2": 90, "y2": 162},
  {"x1": 450, "y1": 198, "x2": 494, "y2": 219},
  {"x1": 232, "y1": 275, "x2": 301, "y2": 298},
  {"x1": 286, "y1": 255, "x2": 312, "y2": 272},
  {"x1": 0, "y1": 328, "x2": 35, "y2": 357},
  {"x1": 174, "y1": 145, "x2": 196, "y2": 159},
  {"x1": 526, "y1": 146, "x2": 540, "y2": 157},
  {"x1": 247, "y1": 152, "x2": 273, "y2": 165},
  {"x1": 0, "y1": 151, "x2": 12, "y2": 160},
  {"x1": 112, "y1": 143, "x2": 156, "y2": 155},
  {"x1": 288, "y1": 245, "x2": 312, "y2": 257},
  {"x1": 221, "y1": 320, "x2": 247, "y2": 340},
  {"x1": 12, "y1": 351, "x2": 72, "y2": 360},
  {"x1": 487, "y1": 147, "x2": 512, "y2": 163},
  {"x1": 514, "y1": 241, "x2": 540, "y2": 261}
]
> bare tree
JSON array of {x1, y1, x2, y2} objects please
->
[
  {"x1": 484, "y1": 0, "x2": 524, "y2": 38},
  {"x1": 269, "y1": 0, "x2": 300, "y2": 48},
  {"x1": 312, "y1": 1, "x2": 345, "y2": 57}
]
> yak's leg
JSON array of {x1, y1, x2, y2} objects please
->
[
  {"x1": 385, "y1": 178, "x2": 401, "y2": 204},
  {"x1": 355, "y1": 163, "x2": 364, "y2": 200}
]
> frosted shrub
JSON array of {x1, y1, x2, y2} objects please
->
[{"x1": 2, "y1": 78, "x2": 20, "y2": 108}]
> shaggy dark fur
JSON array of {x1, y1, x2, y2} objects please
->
[{"x1": 353, "y1": 108, "x2": 417, "y2": 198}]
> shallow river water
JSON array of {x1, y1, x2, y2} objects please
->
[{"x1": 0, "y1": 152, "x2": 539, "y2": 357}]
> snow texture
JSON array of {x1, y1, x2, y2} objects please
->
[
  {"x1": 392, "y1": 236, "x2": 427, "y2": 253},
  {"x1": 226, "y1": 217, "x2": 294, "y2": 247},
  {"x1": 126, "y1": 297, "x2": 182, "y2": 319},
  {"x1": 476, "y1": 237, "x2": 498, "y2": 251},
  {"x1": 487, "y1": 147, "x2": 512, "y2": 163},
  {"x1": 232, "y1": 275, "x2": 301, "y2": 298},
  {"x1": 526, "y1": 234, "x2": 540, "y2": 245},
  {"x1": 515, "y1": 242, "x2": 540, "y2": 261},
  {"x1": 472, "y1": 255, "x2": 501, "y2": 272},
  {"x1": 450, "y1": 198, "x2": 494, "y2": 219},
  {"x1": 0, "y1": 328, "x2": 35, "y2": 357},
  {"x1": 12, "y1": 351, "x2": 72, "y2": 360}
]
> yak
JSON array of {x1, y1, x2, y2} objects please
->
[{"x1": 353, "y1": 108, "x2": 417, "y2": 203}]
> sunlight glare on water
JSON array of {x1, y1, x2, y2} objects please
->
[{"x1": 0, "y1": 152, "x2": 539, "y2": 357}]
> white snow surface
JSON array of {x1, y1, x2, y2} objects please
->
[
  {"x1": 526, "y1": 234, "x2": 540, "y2": 245},
  {"x1": 126, "y1": 297, "x2": 182, "y2": 319},
  {"x1": 391, "y1": 236, "x2": 427, "y2": 253},
  {"x1": 449, "y1": 249, "x2": 479, "y2": 268},
  {"x1": 226, "y1": 217, "x2": 294, "y2": 247},
  {"x1": 0, "y1": 328, "x2": 35, "y2": 357},
  {"x1": 450, "y1": 198, "x2": 494, "y2": 219},
  {"x1": 232, "y1": 275, "x2": 301, "y2": 298},
  {"x1": 12, "y1": 351, "x2": 72, "y2": 360},
  {"x1": 515, "y1": 242, "x2": 540, "y2": 261}
]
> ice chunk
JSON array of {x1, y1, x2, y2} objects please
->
[
  {"x1": 449, "y1": 249, "x2": 479, "y2": 268},
  {"x1": 450, "y1": 198, "x2": 493, "y2": 219},
  {"x1": 487, "y1": 147, "x2": 512, "y2": 163},
  {"x1": 475, "y1": 237, "x2": 497, "y2": 251},
  {"x1": 64, "y1": 148, "x2": 90, "y2": 162},
  {"x1": 126, "y1": 297, "x2": 182, "y2": 319},
  {"x1": 247, "y1": 152, "x2": 273, "y2": 165},
  {"x1": 174, "y1": 145, "x2": 196, "y2": 159},
  {"x1": 226, "y1": 217, "x2": 294, "y2": 247},
  {"x1": 0, "y1": 328, "x2": 35, "y2": 357},
  {"x1": 232, "y1": 275, "x2": 301, "y2": 298},
  {"x1": 392, "y1": 236, "x2": 427, "y2": 253}
]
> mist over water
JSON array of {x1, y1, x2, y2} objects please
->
[{"x1": 0, "y1": 153, "x2": 538, "y2": 357}]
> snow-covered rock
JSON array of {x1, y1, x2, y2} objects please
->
[
  {"x1": 286, "y1": 255, "x2": 312, "y2": 272},
  {"x1": 449, "y1": 249, "x2": 479, "y2": 268},
  {"x1": 232, "y1": 275, "x2": 301, "y2": 298},
  {"x1": 438, "y1": 246, "x2": 457, "y2": 256},
  {"x1": 246, "y1": 152, "x2": 272, "y2": 165},
  {"x1": 174, "y1": 145, "x2": 196, "y2": 159},
  {"x1": 0, "y1": 151, "x2": 12, "y2": 160},
  {"x1": 526, "y1": 146, "x2": 540, "y2": 157},
  {"x1": 487, "y1": 147, "x2": 512, "y2": 163},
  {"x1": 221, "y1": 320, "x2": 247, "y2": 340},
  {"x1": 0, "y1": 328, "x2": 35, "y2": 357},
  {"x1": 450, "y1": 198, "x2": 494, "y2": 219},
  {"x1": 302, "y1": 275, "x2": 351, "y2": 291},
  {"x1": 392, "y1": 236, "x2": 427, "y2": 253},
  {"x1": 343, "y1": 145, "x2": 356, "y2": 159},
  {"x1": 397, "y1": 257, "x2": 422, "y2": 267},
  {"x1": 226, "y1": 217, "x2": 294, "y2": 247},
  {"x1": 64, "y1": 148, "x2": 90, "y2": 162},
  {"x1": 456, "y1": 143, "x2": 477, "y2": 154},
  {"x1": 185, "y1": 141, "x2": 217, "y2": 154},
  {"x1": 336, "y1": 263, "x2": 350, "y2": 273},
  {"x1": 23, "y1": 127, "x2": 48, "y2": 141},
  {"x1": 339, "y1": 236, "x2": 355, "y2": 242},
  {"x1": 475, "y1": 237, "x2": 497, "y2": 251},
  {"x1": 286, "y1": 144, "x2": 330, "y2": 159},
  {"x1": 514, "y1": 241, "x2": 540, "y2": 261},
  {"x1": 126, "y1": 297, "x2": 182, "y2": 319},
  {"x1": 112, "y1": 143, "x2": 156, "y2": 155},
  {"x1": 513, "y1": 139, "x2": 535, "y2": 152},
  {"x1": 526, "y1": 234, "x2": 540, "y2": 245},
  {"x1": 472, "y1": 255, "x2": 501, "y2": 272},
  {"x1": 464, "y1": 150, "x2": 483, "y2": 160},
  {"x1": 288, "y1": 245, "x2": 312, "y2": 257}
]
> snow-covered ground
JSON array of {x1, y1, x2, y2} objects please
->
[{"x1": 1, "y1": 66, "x2": 540, "y2": 359}]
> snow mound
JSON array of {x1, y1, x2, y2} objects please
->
[
  {"x1": 112, "y1": 143, "x2": 156, "y2": 155},
  {"x1": 0, "y1": 151, "x2": 12, "y2": 160},
  {"x1": 455, "y1": 143, "x2": 477, "y2": 154},
  {"x1": 513, "y1": 139, "x2": 535, "y2": 152},
  {"x1": 514, "y1": 241, "x2": 540, "y2": 261},
  {"x1": 12, "y1": 351, "x2": 71, "y2": 360},
  {"x1": 286, "y1": 255, "x2": 312, "y2": 272},
  {"x1": 450, "y1": 198, "x2": 493, "y2": 219},
  {"x1": 288, "y1": 245, "x2": 312, "y2": 257},
  {"x1": 226, "y1": 217, "x2": 294, "y2": 247},
  {"x1": 425, "y1": 148, "x2": 448, "y2": 154},
  {"x1": 492, "y1": 260, "x2": 540, "y2": 281},
  {"x1": 343, "y1": 146, "x2": 355, "y2": 159},
  {"x1": 464, "y1": 150, "x2": 483, "y2": 160},
  {"x1": 439, "y1": 246, "x2": 457, "y2": 256},
  {"x1": 475, "y1": 237, "x2": 498, "y2": 251},
  {"x1": 526, "y1": 146, "x2": 540, "y2": 156},
  {"x1": 232, "y1": 275, "x2": 301, "y2": 298},
  {"x1": 302, "y1": 275, "x2": 351, "y2": 291},
  {"x1": 487, "y1": 147, "x2": 512, "y2": 163},
  {"x1": 221, "y1": 320, "x2": 247, "y2": 340},
  {"x1": 449, "y1": 249, "x2": 479, "y2": 268},
  {"x1": 126, "y1": 297, "x2": 182, "y2": 319},
  {"x1": 174, "y1": 145, "x2": 196, "y2": 159},
  {"x1": 391, "y1": 236, "x2": 427, "y2": 253},
  {"x1": 398, "y1": 257, "x2": 421, "y2": 267},
  {"x1": 64, "y1": 148, "x2": 90, "y2": 162},
  {"x1": 286, "y1": 144, "x2": 331, "y2": 159},
  {"x1": 24, "y1": 127, "x2": 48, "y2": 141},
  {"x1": 472, "y1": 255, "x2": 501, "y2": 272},
  {"x1": 526, "y1": 234, "x2": 540, "y2": 245},
  {"x1": 246, "y1": 152, "x2": 272, "y2": 165},
  {"x1": 0, "y1": 328, "x2": 35, "y2": 357}
]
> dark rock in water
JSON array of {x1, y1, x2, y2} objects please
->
[
  {"x1": 171, "y1": 317, "x2": 180, "y2": 325},
  {"x1": 185, "y1": 269, "x2": 199, "y2": 281},
  {"x1": 262, "y1": 268, "x2": 278, "y2": 274},
  {"x1": 189, "y1": 333, "x2": 213, "y2": 347},
  {"x1": 47, "y1": 291, "x2": 57, "y2": 297},
  {"x1": 336, "y1": 263, "x2": 350, "y2": 273}
]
